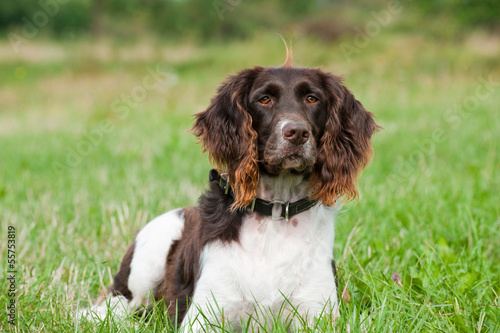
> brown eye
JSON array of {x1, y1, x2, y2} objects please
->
[
  {"x1": 258, "y1": 96, "x2": 271, "y2": 104},
  {"x1": 306, "y1": 96, "x2": 318, "y2": 104}
]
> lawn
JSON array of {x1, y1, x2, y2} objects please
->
[{"x1": 0, "y1": 30, "x2": 499, "y2": 332}]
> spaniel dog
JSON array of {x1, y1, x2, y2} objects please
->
[{"x1": 106, "y1": 59, "x2": 379, "y2": 331}]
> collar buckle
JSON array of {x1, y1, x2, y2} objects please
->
[
  {"x1": 269, "y1": 200, "x2": 289, "y2": 221},
  {"x1": 219, "y1": 173, "x2": 230, "y2": 195}
]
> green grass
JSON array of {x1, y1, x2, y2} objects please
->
[{"x1": 1, "y1": 29, "x2": 499, "y2": 332}]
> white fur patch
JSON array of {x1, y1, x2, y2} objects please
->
[
  {"x1": 128, "y1": 208, "x2": 185, "y2": 307},
  {"x1": 76, "y1": 295, "x2": 132, "y2": 322}
]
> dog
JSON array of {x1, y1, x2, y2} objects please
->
[{"x1": 106, "y1": 57, "x2": 379, "y2": 331}]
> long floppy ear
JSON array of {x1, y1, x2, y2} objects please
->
[
  {"x1": 191, "y1": 67, "x2": 263, "y2": 210},
  {"x1": 311, "y1": 73, "x2": 381, "y2": 206}
]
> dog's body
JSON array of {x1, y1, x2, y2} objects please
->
[{"x1": 107, "y1": 63, "x2": 379, "y2": 331}]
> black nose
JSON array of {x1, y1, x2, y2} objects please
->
[{"x1": 282, "y1": 122, "x2": 310, "y2": 145}]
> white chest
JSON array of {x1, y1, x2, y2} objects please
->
[{"x1": 194, "y1": 204, "x2": 338, "y2": 314}]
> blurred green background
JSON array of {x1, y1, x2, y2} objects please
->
[
  {"x1": 1, "y1": 0, "x2": 500, "y2": 41},
  {"x1": 1, "y1": 0, "x2": 500, "y2": 331}
]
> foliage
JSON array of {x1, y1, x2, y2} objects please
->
[
  {"x1": 0, "y1": 0, "x2": 91, "y2": 36},
  {"x1": 415, "y1": 0, "x2": 500, "y2": 30},
  {"x1": 1, "y1": 0, "x2": 499, "y2": 41},
  {"x1": 0, "y1": 0, "x2": 319, "y2": 40}
]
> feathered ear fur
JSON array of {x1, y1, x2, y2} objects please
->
[
  {"x1": 191, "y1": 67, "x2": 263, "y2": 210},
  {"x1": 311, "y1": 73, "x2": 381, "y2": 206}
]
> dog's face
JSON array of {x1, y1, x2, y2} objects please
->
[
  {"x1": 192, "y1": 66, "x2": 379, "y2": 209},
  {"x1": 247, "y1": 68, "x2": 329, "y2": 175}
]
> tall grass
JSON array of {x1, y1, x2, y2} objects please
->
[{"x1": 0, "y1": 30, "x2": 499, "y2": 332}]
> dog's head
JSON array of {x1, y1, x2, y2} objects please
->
[{"x1": 192, "y1": 64, "x2": 380, "y2": 210}]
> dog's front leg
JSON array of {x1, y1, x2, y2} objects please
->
[
  {"x1": 290, "y1": 269, "x2": 339, "y2": 331},
  {"x1": 289, "y1": 296, "x2": 339, "y2": 332},
  {"x1": 180, "y1": 297, "x2": 240, "y2": 333},
  {"x1": 180, "y1": 280, "x2": 243, "y2": 332},
  {"x1": 181, "y1": 296, "x2": 223, "y2": 333},
  {"x1": 180, "y1": 305, "x2": 206, "y2": 333}
]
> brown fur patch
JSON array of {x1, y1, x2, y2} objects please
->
[
  {"x1": 311, "y1": 75, "x2": 380, "y2": 206},
  {"x1": 154, "y1": 207, "x2": 202, "y2": 321},
  {"x1": 110, "y1": 241, "x2": 136, "y2": 300},
  {"x1": 190, "y1": 68, "x2": 263, "y2": 211}
]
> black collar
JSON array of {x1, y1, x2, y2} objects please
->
[{"x1": 209, "y1": 169, "x2": 318, "y2": 221}]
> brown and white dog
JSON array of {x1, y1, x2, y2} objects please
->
[{"x1": 95, "y1": 58, "x2": 378, "y2": 331}]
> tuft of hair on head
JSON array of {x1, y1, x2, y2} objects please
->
[{"x1": 279, "y1": 35, "x2": 293, "y2": 68}]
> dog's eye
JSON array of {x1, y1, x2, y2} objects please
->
[
  {"x1": 258, "y1": 96, "x2": 271, "y2": 105},
  {"x1": 306, "y1": 96, "x2": 318, "y2": 104}
]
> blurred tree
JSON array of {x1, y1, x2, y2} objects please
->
[
  {"x1": 0, "y1": 0, "x2": 32, "y2": 28},
  {"x1": 91, "y1": 0, "x2": 105, "y2": 37},
  {"x1": 1, "y1": 0, "x2": 91, "y2": 37},
  {"x1": 416, "y1": 0, "x2": 500, "y2": 29},
  {"x1": 1, "y1": 0, "x2": 498, "y2": 40}
]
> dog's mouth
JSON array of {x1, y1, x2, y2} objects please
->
[{"x1": 262, "y1": 148, "x2": 316, "y2": 175}]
